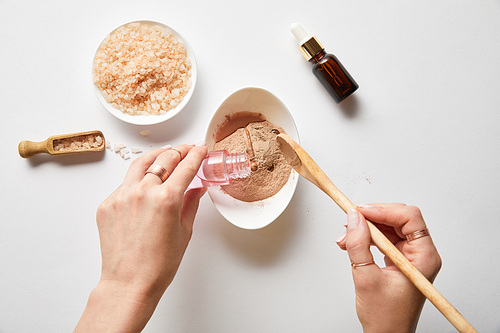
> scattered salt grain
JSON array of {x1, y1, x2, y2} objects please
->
[
  {"x1": 106, "y1": 138, "x2": 148, "y2": 161},
  {"x1": 113, "y1": 144, "x2": 126, "y2": 153},
  {"x1": 131, "y1": 148, "x2": 143, "y2": 154},
  {"x1": 119, "y1": 150, "x2": 131, "y2": 160}
]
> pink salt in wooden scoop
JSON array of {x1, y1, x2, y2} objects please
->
[{"x1": 18, "y1": 130, "x2": 105, "y2": 158}]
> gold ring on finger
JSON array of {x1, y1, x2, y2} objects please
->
[
  {"x1": 405, "y1": 228, "x2": 430, "y2": 242},
  {"x1": 145, "y1": 164, "x2": 170, "y2": 183},
  {"x1": 351, "y1": 261, "x2": 375, "y2": 269}
]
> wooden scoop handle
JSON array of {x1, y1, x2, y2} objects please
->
[{"x1": 18, "y1": 140, "x2": 50, "y2": 158}]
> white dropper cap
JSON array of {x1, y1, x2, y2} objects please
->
[
  {"x1": 290, "y1": 23, "x2": 311, "y2": 45},
  {"x1": 290, "y1": 23, "x2": 324, "y2": 61}
]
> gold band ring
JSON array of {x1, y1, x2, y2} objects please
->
[
  {"x1": 351, "y1": 261, "x2": 375, "y2": 269},
  {"x1": 406, "y1": 228, "x2": 430, "y2": 242},
  {"x1": 145, "y1": 164, "x2": 170, "y2": 182},
  {"x1": 169, "y1": 148, "x2": 183, "y2": 161}
]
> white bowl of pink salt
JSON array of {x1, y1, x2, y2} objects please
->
[
  {"x1": 205, "y1": 87, "x2": 300, "y2": 230},
  {"x1": 92, "y1": 20, "x2": 197, "y2": 125}
]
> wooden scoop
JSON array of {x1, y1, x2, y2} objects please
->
[
  {"x1": 276, "y1": 133, "x2": 476, "y2": 333},
  {"x1": 18, "y1": 130, "x2": 105, "y2": 158}
]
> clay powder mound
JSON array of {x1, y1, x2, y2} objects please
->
[{"x1": 213, "y1": 120, "x2": 291, "y2": 202}]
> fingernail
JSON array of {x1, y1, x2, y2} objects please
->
[
  {"x1": 336, "y1": 231, "x2": 347, "y2": 243},
  {"x1": 347, "y1": 209, "x2": 360, "y2": 231},
  {"x1": 196, "y1": 140, "x2": 206, "y2": 147},
  {"x1": 357, "y1": 204, "x2": 374, "y2": 209},
  {"x1": 161, "y1": 144, "x2": 172, "y2": 149}
]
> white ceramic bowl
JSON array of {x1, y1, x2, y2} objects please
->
[
  {"x1": 205, "y1": 87, "x2": 300, "y2": 230},
  {"x1": 92, "y1": 20, "x2": 197, "y2": 125}
]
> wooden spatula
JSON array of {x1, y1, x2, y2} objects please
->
[{"x1": 276, "y1": 133, "x2": 476, "y2": 333}]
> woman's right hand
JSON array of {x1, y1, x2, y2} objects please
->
[
  {"x1": 75, "y1": 143, "x2": 208, "y2": 333},
  {"x1": 336, "y1": 204, "x2": 442, "y2": 333}
]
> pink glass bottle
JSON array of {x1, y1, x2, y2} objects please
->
[{"x1": 187, "y1": 150, "x2": 251, "y2": 189}]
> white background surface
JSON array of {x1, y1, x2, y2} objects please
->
[{"x1": 1, "y1": 1, "x2": 499, "y2": 332}]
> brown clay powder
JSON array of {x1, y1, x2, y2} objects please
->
[{"x1": 213, "y1": 116, "x2": 291, "y2": 202}]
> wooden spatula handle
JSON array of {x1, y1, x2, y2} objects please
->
[
  {"x1": 321, "y1": 178, "x2": 476, "y2": 333},
  {"x1": 277, "y1": 134, "x2": 476, "y2": 331}
]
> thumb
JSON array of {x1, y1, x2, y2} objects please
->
[
  {"x1": 345, "y1": 209, "x2": 377, "y2": 271},
  {"x1": 180, "y1": 187, "x2": 207, "y2": 227}
]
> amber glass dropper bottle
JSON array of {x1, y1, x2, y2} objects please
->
[{"x1": 291, "y1": 23, "x2": 358, "y2": 104}]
